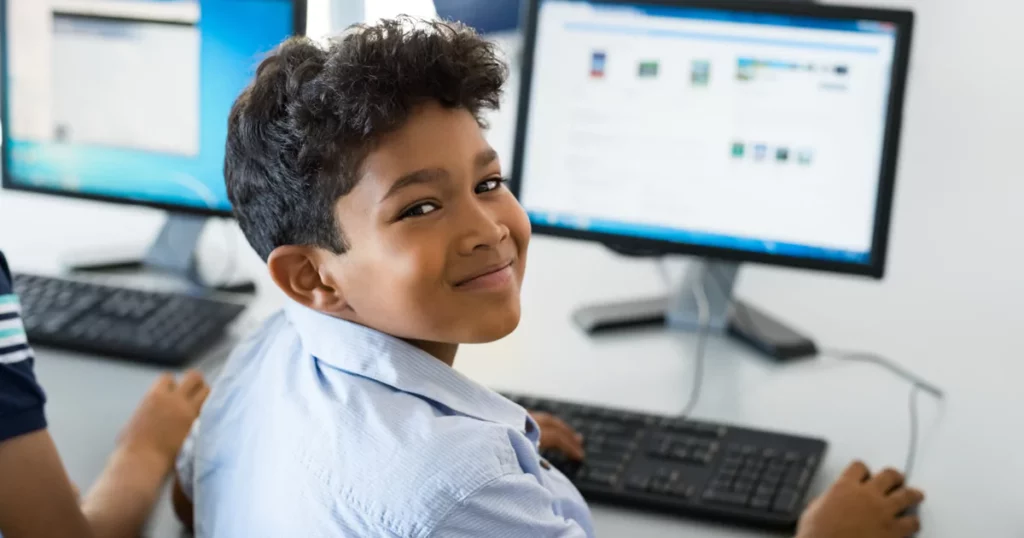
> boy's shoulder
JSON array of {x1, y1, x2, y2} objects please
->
[{"x1": 188, "y1": 307, "x2": 534, "y2": 537}]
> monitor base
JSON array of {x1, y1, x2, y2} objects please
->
[
  {"x1": 573, "y1": 260, "x2": 817, "y2": 361},
  {"x1": 64, "y1": 214, "x2": 256, "y2": 294}
]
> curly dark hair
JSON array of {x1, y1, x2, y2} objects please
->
[{"x1": 225, "y1": 18, "x2": 508, "y2": 261}]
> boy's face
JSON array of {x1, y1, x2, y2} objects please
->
[{"x1": 327, "y1": 102, "x2": 530, "y2": 345}]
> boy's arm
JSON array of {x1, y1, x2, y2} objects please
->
[{"x1": 0, "y1": 372, "x2": 208, "y2": 538}]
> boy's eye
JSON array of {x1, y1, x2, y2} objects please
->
[
  {"x1": 400, "y1": 202, "x2": 439, "y2": 219},
  {"x1": 475, "y1": 177, "x2": 508, "y2": 194}
]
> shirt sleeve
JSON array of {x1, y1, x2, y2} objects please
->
[
  {"x1": 428, "y1": 473, "x2": 592, "y2": 538},
  {"x1": 0, "y1": 250, "x2": 48, "y2": 442}
]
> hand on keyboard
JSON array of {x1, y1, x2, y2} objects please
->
[
  {"x1": 529, "y1": 411, "x2": 585, "y2": 461},
  {"x1": 796, "y1": 461, "x2": 923, "y2": 538}
]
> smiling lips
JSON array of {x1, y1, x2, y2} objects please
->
[{"x1": 454, "y1": 260, "x2": 515, "y2": 291}]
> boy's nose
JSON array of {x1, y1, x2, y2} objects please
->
[{"x1": 457, "y1": 205, "x2": 509, "y2": 254}]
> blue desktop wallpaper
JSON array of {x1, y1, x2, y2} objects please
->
[{"x1": 4, "y1": 0, "x2": 296, "y2": 213}]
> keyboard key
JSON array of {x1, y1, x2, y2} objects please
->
[
  {"x1": 750, "y1": 494, "x2": 773, "y2": 510},
  {"x1": 653, "y1": 467, "x2": 679, "y2": 481},
  {"x1": 784, "y1": 467, "x2": 811, "y2": 488},
  {"x1": 709, "y1": 478, "x2": 732, "y2": 491},
  {"x1": 733, "y1": 480, "x2": 754, "y2": 493},
  {"x1": 671, "y1": 483, "x2": 696, "y2": 499},
  {"x1": 704, "y1": 489, "x2": 749, "y2": 506},
  {"x1": 784, "y1": 451, "x2": 801, "y2": 463},
  {"x1": 755, "y1": 484, "x2": 777, "y2": 498},
  {"x1": 739, "y1": 470, "x2": 760, "y2": 482},
  {"x1": 773, "y1": 488, "x2": 801, "y2": 513},
  {"x1": 580, "y1": 470, "x2": 618, "y2": 487},
  {"x1": 625, "y1": 475, "x2": 650, "y2": 491},
  {"x1": 649, "y1": 479, "x2": 673, "y2": 495}
]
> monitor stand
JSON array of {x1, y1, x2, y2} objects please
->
[
  {"x1": 63, "y1": 213, "x2": 257, "y2": 294},
  {"x1": 572, "y1": 257, "x2": 817, "y2": 361}
]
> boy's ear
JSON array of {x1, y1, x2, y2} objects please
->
[{"x1": 267, "y1": 245, "x2": 349, "y2": 316}]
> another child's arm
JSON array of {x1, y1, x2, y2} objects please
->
[
  {"x1": 796, "y1": 461, "x2": 923, "y2": 538},
  {"x1": 0, "y1": 372, "x2": 209, "y2": 538}
]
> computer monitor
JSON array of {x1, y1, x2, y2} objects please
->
[
  {"x1": 1, "y1": 0, "x2": 305, "y2": 287},
  {"x1": 511, "y1": 0, "x2": 912, "y2": 334}
]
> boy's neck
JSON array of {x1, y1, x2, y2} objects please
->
[{"x1": 405, "y1": 339, "x2": 459, "y2": 366}]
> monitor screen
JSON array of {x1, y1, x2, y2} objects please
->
[
  {"x1": 514, "y1": 0, "x2": 908, "y2": 272},
  {"x1": 2, "y1": 0, "x2": 300, "y2": 214}
]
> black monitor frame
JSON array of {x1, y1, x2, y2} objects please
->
[
  {"x1": 0, "y1": 0, "x2": 308, "y2": 219},
  {"x1": 510, "y1": 0, "x2": 914, "y2": 279}
]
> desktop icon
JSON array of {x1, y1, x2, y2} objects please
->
[
  {"x1": 754, "y1": 144, "x2": 768, "y2": 161},
  {"x1": 637, "y1": 60, "x2": 659, "y2": 78},
  {"x1": 797, "y1": 148, "x2": 814, "y2": 165},
  {"x1": 590, "y1": 51, "x2": 606, "y2": 78},
  {"x1": 691, "y1": 60, "x2": 710, "y2": 86},
  {"x1": 731, "y1": 142, "x2": 745, "y2": 158},
  {"x1": 776, "y1": 147, "x2": 790, "y2": 162}
]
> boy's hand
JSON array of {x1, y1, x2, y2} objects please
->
[
  {"x1": 528, "y1": 411, "x2": 585, "y2": 460},
  {"x1": 796, "y1": 461, "x2": 924, "y2": 538},
  {"x1": 117, "y1": 370, "x2": 210, "y2": 468}
]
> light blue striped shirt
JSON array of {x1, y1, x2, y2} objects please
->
[{"x1": 177, "y1": 301, "x2": 595, "y2": 537}]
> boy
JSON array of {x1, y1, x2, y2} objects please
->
[
  {"x1": 0, "y1": 248, "x2": 210, "y2": 538},
  {"x1": 175, "y1": 19, "x2": 924, "y2": 537}
]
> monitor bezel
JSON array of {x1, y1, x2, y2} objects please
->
[
  {"x1": 0, "y1": 0, "x2": 308, "y2": 218},
  {"x1": 510, "y1": 0, "x2": 913, "y2": 279}
]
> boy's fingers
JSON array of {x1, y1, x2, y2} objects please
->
[
  {"x1": 887, "y1": 487, "x2": 924, "y2": 513},
  {"x1": 546, "y1": 429, "x2": 584, "y2": 460},
  {"x1": 154, "y1": 373, "x2": 176, "y2": 392},
  {"x1": 839, "y1": 461, "x2": 870, "y2": 483},
  {"x1": 192, "y1": 385, "x2": 211, "y2": 408},
  {"x1": 869, "y1": 468, "x2": 904, "y2": 493},
  {"x1": 893, "y1": 515, "x2": 921, "y2": 536},
  {"x1": 177, "y1": 370, "x2": 206, "y2": 396}
]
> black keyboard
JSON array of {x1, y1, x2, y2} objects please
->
[
  {"x1": 504, "y1": 394, "x2": 828, "y2": 531},
  {"x1": 13, "y1": 273, "x2": 245, "y2": 366}
]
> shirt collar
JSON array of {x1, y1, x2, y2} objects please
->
[{"x1": 284, "y1": 300, "x2": 531, "y2": 434}]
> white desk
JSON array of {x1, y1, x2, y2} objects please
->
[{"x1": 0, "y1": 190, "x2": 1016, "y2": 538}]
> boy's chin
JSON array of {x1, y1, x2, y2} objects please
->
[{"x1": 457, "y1": 311, "x2": 522, "y2": 344}]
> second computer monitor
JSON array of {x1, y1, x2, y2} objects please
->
[
  {"x1": 1, "y1": 0, "x2": 305, "y2": 216},
  {"x1": 511, "y1": 0, "x2": 913, "y2": 277}
]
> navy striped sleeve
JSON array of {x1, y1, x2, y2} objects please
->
[{"x1": 0, "y1": 250, "x2": 47, "y2": 441}]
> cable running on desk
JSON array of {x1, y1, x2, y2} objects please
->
[
  {"x1": 675, "y1": 259, "x2": 944, "y2": 481},
  {"x1": 657, "y1": 258, "x2": 711, "y2": 419}
]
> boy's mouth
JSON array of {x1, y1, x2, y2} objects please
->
[{"x1": 453, "y1": 260, "x2": 516, "y2": 290}]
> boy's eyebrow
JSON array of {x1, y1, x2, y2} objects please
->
[
  {"x1": 381, "y1": 149, "x2": 500, "y2": 202},
  {"x1": 381, "y1": 168, "x2": 448, "y2": 202},
  {"x1": 475, "y1": 148, "x2": 499, "y2": 168}
]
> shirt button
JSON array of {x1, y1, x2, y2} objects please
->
[{"x1": 540, "y1": 459, "x2": 551, "y2": 470}]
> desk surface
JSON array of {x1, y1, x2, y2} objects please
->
[{"x1": 0, "y1": 191, "x2": 1017, "y2": 537}]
